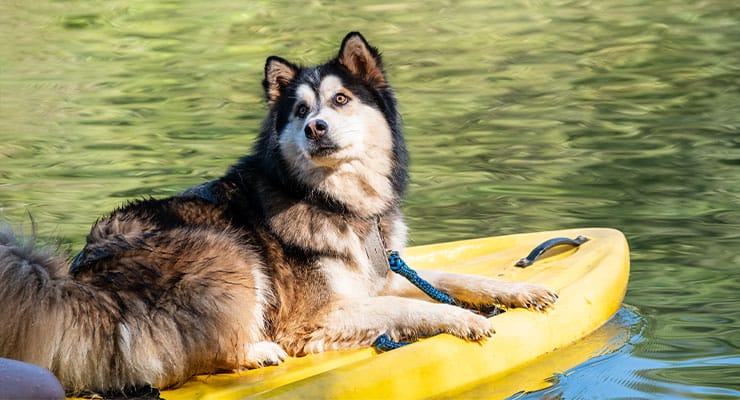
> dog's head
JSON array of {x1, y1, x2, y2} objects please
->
[{"x1": 257, "y1": 32, "x2": 408, "y2": 216}]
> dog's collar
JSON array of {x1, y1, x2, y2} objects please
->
[{"x1": 364, "y1": 217, "x2": 390, "y2": 276}]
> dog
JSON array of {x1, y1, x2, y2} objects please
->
[{"x1": 0, "y1": 32, "x2": 557, "y2": 394}]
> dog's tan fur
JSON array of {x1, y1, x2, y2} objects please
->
[{"x1": 0, "y1": 33, "x2": 557, "y2": 394}]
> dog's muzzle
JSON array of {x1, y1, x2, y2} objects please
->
[
  {"x1": 304, "y1": 119, "x2": 328, "y2": 140},
  {"x1": 305, "y1": 119, "x2": 339, "y2": 156}
]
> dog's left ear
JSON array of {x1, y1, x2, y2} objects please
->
[{"x1": 338, "y1": 32, "x2": 386, "y2": 87}]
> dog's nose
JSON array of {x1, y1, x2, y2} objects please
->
[{"x1": 304, "y1": 119, "x2": 328, "y2": 140}]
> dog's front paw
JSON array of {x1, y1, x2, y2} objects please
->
[
  {"x1": 430, "y1": 272, "x2": 559, "y2": 313},
  {"x1": 240, "y1": 341, "x2": 288, "y2": 369},
  {"x1": 502, "y1": 282, "x2": 558, "y2": 311},
  {"x1": 439, "y1": 307, "x2": 495, "y2": 341}
]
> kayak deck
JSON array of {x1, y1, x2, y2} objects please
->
[{"x1": 162, "y1": 227, "x2": 629, "y2": 400}]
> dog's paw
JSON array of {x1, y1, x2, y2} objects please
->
[
  {"x1": 430, "y1": 272, "x2": 558, "y2": 313},
  {"x1": 500, "y1": 282, "x2": 558, "y2": 311},
  {"x1": 448, "y1": 308, "x2": 495, "y2": 341},
  {"x1": 240, "y1": 341, "x2": 288, "y2": 369}
]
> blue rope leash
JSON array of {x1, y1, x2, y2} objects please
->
[
  {"x1": 374, "y1": 334, "x2": 411, "y2": 352},
  {"x1": 374, "y1": 251, "x2": 459, "y2": 352},
  {"x1": 387, "y1": 252, "x2": 457, "y2": 305}
]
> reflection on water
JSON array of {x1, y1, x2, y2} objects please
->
[
  {"x1": 514, "y1": 307, "x2": 740, "y2": 400},
  {"x1": 1, "y1": 0, "x2": 739, "y2": 398},
  {"x1": 435, "y1": 306, "x2": 644, "y2": 400}
]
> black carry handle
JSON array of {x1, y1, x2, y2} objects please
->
[{"x1": 516, "y1": 235, "x2": 589, "y2": 267}]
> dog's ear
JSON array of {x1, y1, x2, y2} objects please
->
[
  {"x1": 263, "y1": 56, "x2": 298, "y2": 106},
  {"x1": 338, "y1": 32, "x2": 386, "y2": 87}
]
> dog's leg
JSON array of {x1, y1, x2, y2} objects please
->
[
  {"x1": 284, "y1": 296, "x2": 492, "y2": 356},
  {"x1": 383, "y1": 270, "x2": 558, "y2": 311}
]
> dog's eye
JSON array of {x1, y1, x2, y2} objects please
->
[
  {"x1": 296, "y1": 104, "x2": 309, "y2": 118},
  {"x1": 333, "y1": 93, "x2": 350, "y2": 106}
]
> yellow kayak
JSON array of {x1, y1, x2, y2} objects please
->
[{"x1": 161, "y1": 227, "x2": 629, "y2": 400}]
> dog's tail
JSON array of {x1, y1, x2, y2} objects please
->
[{"x1": 0, "y1": 223, "x2": 126, "y2": 394}]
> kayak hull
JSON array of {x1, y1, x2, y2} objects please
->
[{"x1": 162, "y1": 227, "x2": 629, "y2": 400}]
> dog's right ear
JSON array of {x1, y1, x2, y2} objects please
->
[{"x1": 263, "y1": 56, "x2": 298, "y2": 106}]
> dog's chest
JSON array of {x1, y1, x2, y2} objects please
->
[
  {"x1": 319, "y1": 239, "x2": 388, "y2": 298},
  {"x1": 265, "y1": 200, "x2": 404, "y2": 297},
  {"x1": 308, "y1": 220, "x2": 390, "y2": 298}
]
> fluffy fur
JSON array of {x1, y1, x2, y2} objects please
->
[{"x1": 0, "y1": 32, "x2": 557, "y2": 394}]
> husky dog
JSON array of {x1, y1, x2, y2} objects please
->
[{"x1": 0, "y1": 32, "x2": 557, "y2": 394}]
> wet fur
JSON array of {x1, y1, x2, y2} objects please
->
[{"x1": 0, "y1": 32, "x2": 557, "y2": 394}]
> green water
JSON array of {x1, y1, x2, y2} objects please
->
[{"x1": 1, "y1": 1, "x2": 738, "y2": 398}]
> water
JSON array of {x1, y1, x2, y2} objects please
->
[{"x1": 1, "y1": 0, "x2": 738, "y2": 398}]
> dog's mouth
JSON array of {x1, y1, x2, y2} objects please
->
[
  {"x1": 307, "y1": 137, "x2": 341, "y2": 158},
  {"x1": 309, "y1": 144, "x2": 340, "y2": 157}
]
